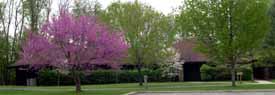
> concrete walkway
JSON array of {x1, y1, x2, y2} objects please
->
[
  {"x1": 255, "y1": 80, "x2": 274, "y2": 84},
  {"x1": 133, "y1": 92, "x2": 275, "y2": 95}
]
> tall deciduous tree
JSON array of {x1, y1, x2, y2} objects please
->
[
  {"x1": 72, "y1": 0, "x2": 102, "y2": 17},
  {"x1": 0, "y1": 0, "x2": 25, "y2": 85},
  {"x1": 17, "y1": 10, "x2": 128, "y2": 93},
  {"x1": 260, "y1": 0, "x2": 275, "y2": 66},
  {"x1": 23, "y1": 0, "x2": 51, "y2": 32},
  {"x1": 177, "y1": 0, "x2": 270, "y2": 86},
  {"x1": 101, "y1": 1, "x2": 176, "y2": 86}
]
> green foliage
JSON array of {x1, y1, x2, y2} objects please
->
[
  {"x1": 22, "y1": 0, "x2": 50, "y2": 32},
  {"x1": 264, "y1": 0, "x2": 275, "y2": 49},
  {"x1": 258, "y1": 0, "x2": 275, "y2": 67},
  {"x1": 237, "y1": 64, "x2": 253, "y2": 80},
  {"x1": 99, "y1": 1, "x2": 176, "y2": 85},
  {"x1": 200, "y1": 64, "x2": 252, "y2": 81},
  {"x1": 0, "y1": 36, "x2": 9, "y2": 85},
  {"x1": 100, "y1": 1, "x2": 176, "y2": 66},
  {"x1": 72, "y1": 0, "x2": 102, "y2": 17},
  {"x1": 200, "y1": 64, "x2": 215, "y2": 81},
  {"x1": 88, "y1": 70, "x2": 170, "y2": 84},
  {"x1": 83, "y1": 70, "x2": 120, "y2": 84},
  {"x1": 38, "y1": 69, "x2": 74, "y2": 86},
  {"x1": 177, "y1": 0, "x2": 270, "y2": 62},
  {"x1": 37, "y1": 69, "x2": 171, "y2": 86},
  {"x1": 177, "y1": 0, "x2": 271, "y2": 86},
  {"x1": 200, "y1": 64, "x2": 230, "y2": 81},
  {"x1": 0, "y1": 1, "x2": 22, "y2": 85}
]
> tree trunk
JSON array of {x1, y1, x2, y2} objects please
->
[
  {"x1": 2, "y1": 69, "x2": 7, "y2": 85},
  {"x1": 57, "y1": 71, "x2": 60, "y2": 86},
  {"x1": 231, "y1": 63, "x2": 236, "y2": 87},
  {"x1": 0, "y1": 70, "x2": 4, "y2": 85},
  {"x1": 137, "y1": 63, "x2": 143, "y2": 86},
  {"x1": 251, "y1": 64, "x2": 254, "y2": 81},
  {"x1": 73, "y1": 71, "x2": 81, "y2": 93}
]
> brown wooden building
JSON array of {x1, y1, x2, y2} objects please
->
[
  {"x1": 174, "y1": 39, "x2": 207, "y2": 81},
  {"x1": 174, "y1": 39, "x2": 275, "y2": 81}
]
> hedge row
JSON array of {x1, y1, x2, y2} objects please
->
[
  {"x1": 37, "y1": 69, "x2": 172, "y2": 86},
  {"x1": 200, "y1": 64, "x2": 253, "y2": 81},
  {"x1": 38, "y1": 64, "x2": 253, "y2": 85}
]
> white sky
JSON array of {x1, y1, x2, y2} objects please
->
[
  {"x1": 98, "y1": 0, "x2": 184, "y2": 14},
  {"x1": 6, "y1": 0, "x2": 184, "y2": 36},
  {"x1": 50, "y1": 0, "x2": 184, "y2": 16}
]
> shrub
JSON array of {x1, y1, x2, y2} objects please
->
[
  {"x1": 200, "y1": 64, "x2": 215, "y2": 81},
  {"x1": 200, "y1": 64, "x2": 252, "y2": 81},
  {"x1": 237, "y1": 64, "x2": 253, "y2": 80},
  {"x1": 84, "y1": 70, "x2": 118, "y2": 84},
  {"x1": 214, "y1": 65, "x2": 231, "y2": 80},
  {"x1": 84, "y1": 69, "x2": 170, "y2": 84},
  {"x1": 37, "y1": 69, "x2": 74, "y2": 85},
  {"x1": 38, "y1": 69, "x2": 59, "y2": 86},
  {"x1": 38, "y1": 69, "x2": 171, "y2": 86}
]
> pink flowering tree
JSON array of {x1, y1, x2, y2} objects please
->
[{"x1": 17, "y1": 10, "x2": 128, "y2": 93}]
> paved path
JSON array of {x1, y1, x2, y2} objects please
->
[
  {"x1": 133, "y1": 92, "x2": 275, "y2": 95},
  {"x1": 255, "y1": 80, "x2": 274, "y2": 84}
]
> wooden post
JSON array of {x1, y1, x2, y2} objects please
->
[
  {"x1": 237, "y1": 72, "x2": 243, "y2": 84},
  {"x1": 57, "y1": 71, "x2": 60, "y2": 87},
  {"x1": 182, "y1": 64, "x2": 185, "y2": 81},
  {"x1": 179, "y1": 68, "x2": 183, "y2": 81},
  {"x1": 144, "y1": 75, "x2": 148, "y2": 90}
]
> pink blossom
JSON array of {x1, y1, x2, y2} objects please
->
[{"x1": 17, "y1": 10, "x2": 128, "y2": 71}]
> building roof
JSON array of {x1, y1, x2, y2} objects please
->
[{"x1": 174, "y1": 39, "x2": 207, "y2": 63}]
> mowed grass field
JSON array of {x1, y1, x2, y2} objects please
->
[{"x1": 0, "y1": 82, "x2": 275, "y2": 95}]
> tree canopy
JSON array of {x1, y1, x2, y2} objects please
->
[
  {"x1": 259, "y1": 0, "x2": 275, "y2": 67},
  {"x1": 17, "y1": 10, "x2": 128, "y2": 92},
  {"x1": 176, "y1": 0, "x2": 271, "y2": 86},
  {"x1": 100, "y1": 1, "x2": 176, "y2": 85}
]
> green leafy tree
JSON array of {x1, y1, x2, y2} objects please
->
[
  {"x1": 0, "y1": 0, "x2": 51, "y2": 85},
  {"x1": 0, "y1": 0, "x2": 25, "y2": 85},
  {"x1": 100, "y1": 1, "x2": 176, "y2": 86},
  {"x1": 72, "y1": 0, "x2": 102, "y2": 17},
  {"x1": 260, "y1": 0, "x2": 275, "y2": 67},
  {"x1": 177, "y1": 0, "x2": 270, "y2": 86},
  {"x1": 23, "y1": 0, "x2": 51, "y2": 32},
  {"x1": 0, "y1": 0, "x2": 49, "y2": 85},
  {"x1": 254, "y1": 0, "x2": 275, "y2": 80}
]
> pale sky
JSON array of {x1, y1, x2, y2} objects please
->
[
  {"x1": 98, "y1": 0, "x2": 184, "y2": 14},
  {"x1": 52, "y1": 0, "x2": 184, "y2": 15},
  {"x1": 6, "y1": 0, "x2": 185, "y2": 36}
]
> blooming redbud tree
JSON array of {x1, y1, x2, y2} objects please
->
[{"x1": 17, "y1": 10, "x2": 128, "y2": 93}]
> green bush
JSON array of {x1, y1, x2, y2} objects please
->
[
  {"x1": 117, "y1": 70, "x2": 139, "y2": 83},
  {"x1": 214, "y1": 65, "x2": 231, "y2": 80},
  {"x1": 84, "y1": 70, "x2": 118, "y2": 84},
  {"x1": 237, "y1": 64, "x2": 253, "y2": 80},
  {"x1": 84, "y1": 69, "x2": 170, "y2": 84},
  {"x1": 200, "y1": 64, "x2": 215, "y2": 81},
  {"x1": 38, "y1": 69, "x2": 74, "y2": 85},
  {"x1": 38, "y1": 69, "x2": 58, "y2": 86},
  {"x1": 200, "y1": 64, "x2": 252, "y2": 81},
  {"x1": 38, "y1": 69, "x2": 171, "y2": 86}
]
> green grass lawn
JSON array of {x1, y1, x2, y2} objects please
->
[{"x1": 0, "y1": 82, "x2": 274, "y2": 95}]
